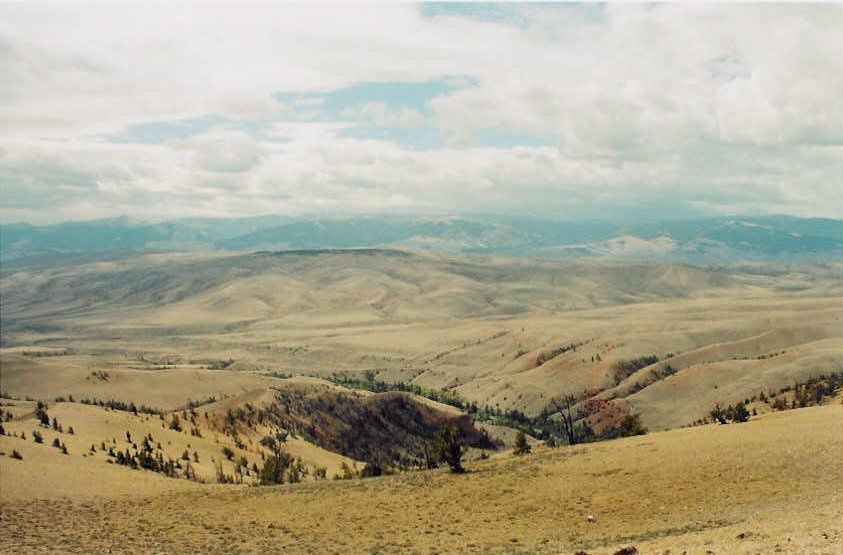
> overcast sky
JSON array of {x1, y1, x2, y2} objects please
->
[{"x1": 1, "y1": 2, "x2": 841, "y2": 224}]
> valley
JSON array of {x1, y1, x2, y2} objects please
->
[{"x1": 1, "y1": 249, "x2": 841, "y2": 553}]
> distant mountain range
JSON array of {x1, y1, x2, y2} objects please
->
[{"x1": 1, "y1": 214, "x2": 840, "y2": 263}]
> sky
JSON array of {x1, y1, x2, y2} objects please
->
[{"x1": 1, "y1": 2, "x2": 841, "y2": 225}]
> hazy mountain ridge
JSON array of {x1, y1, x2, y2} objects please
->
[{"x1": 1, "y1": 214, "x2": 839, "y2": 263}]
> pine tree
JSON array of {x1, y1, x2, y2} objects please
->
[
  {"x1": 35, "y1": 402, "x2": 50, "y2": 427},
  {"x1": 732, "y1": 401, "x2": 750, "y2": 423},
  {"x1": 513, "y1": 430, "x2": 531, "y2": 455},
  {"x1": 169, "y1": 414, "x2": 182, "y2": 432},
  {"x1": 618, "y1": 413, "x2": 647, "y2": 436},
  {"x1": 434, "y1": 426, "x2": 465, "y2": 473}
]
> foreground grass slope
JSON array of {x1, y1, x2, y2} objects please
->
[{"x1": 1, "y1": 404, "x2": 840, "y2": 554}]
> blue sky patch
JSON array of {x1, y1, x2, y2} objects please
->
[
  {"x1": 274, "y1": 78, "x2": 473, "y2": 122},
  {"x1": 107, "y1": 77, "x2": 553, "y2": 150},
  {"x1": 419, "y1": 3, "x2": 605, "y2": 26},
  {"x1": 110, "y1": 116, "x2": 223, "y2": 144}
]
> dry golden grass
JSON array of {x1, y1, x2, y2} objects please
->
[
  {"x1": 1, "y1": 404, "x2": 840, "y2": 554},
  {"x1": 1, "y1": 253, "x2": 841, "y2": 553},
  {"x1": 2, "y1": 251, "x2": 841, "y2": 430}
]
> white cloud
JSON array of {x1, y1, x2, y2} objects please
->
[
  {"x1": 0, "y1": 3, "x2": 841, "y2": 223},
  {"x1": 188, "y1": 131, "x2": 266, "y2": 174}
]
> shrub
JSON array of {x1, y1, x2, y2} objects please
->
[
  {"x1": 33, "y1": 430, "x2": 43, "y2": 443},
  {"x1": 215, "y1": 461, "x2": 234, "y2": 484},
  {"x1": 11, "y1": 450, "x2": 22, "y2": 460},
  {"x1": 771, "y1": 397, "x2": 788, "y2": 411},
  {"x1": 618, "y1": 413, "x2": 647, "y2": 437},
  {"x1": 730, "y1": 402, "x2": 750, "y2": 423},
  {"x1": 35, "y1": 402, "x2": 50, "y2": 426},
  {"x1": 221, "y1": 446, "x2": 234, "y2": 460},
  {"x1": 335, "y1": 461, "x2": 356, "y2": 480},
  {"x1": 709, "y1": 404, "x2": 727, "y2": 424},
  {"x1": 433, "y1": 426, "x2": 465, "y2": 473},
  {"x1": 288, "y1": 459, "x2": 303, "y2": 483},
  {"x1": 169, "y1": 415, "x2": 182, "y2": 432},
  {"x1": 361, "y1": 459, "x2": 384, "y2": 478},
  {"x1": 512, "y1": 431, "x2": 531, "y2": 455},
  {"x1": 259, "y1": 451, "x2": 292, "y2": 485}
]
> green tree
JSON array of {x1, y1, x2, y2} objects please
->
[
  {"x1": 35, "y1": 402, "x2": 50, "y2": 427},
  {"x1": 618, "y1": 413, "x2": 647, "y2": 437},
  {"x1": 731, "y1": 401, "x2": 750, "y2": 423},
  {"x1": 259, "y1": 451, "x2": 292, "y2": 484},
  {"x1": 259, "y1": 433, "x2": 293, "y2": 485},
  {"x1": 709, "y1": 404, "x2": 727, "y2": 424},
  {"x1": 513, "y1": 431, "x2": 531, "y2": 455},
  {"x1": 434, "y1": 426, "x2": 465, "y2": 473},
  {"x1": 169, "y1": 414, "x2": 182, "y2": 432},
  {"x1": 361, "y1": 458, "x2": 385, "y2": 478}
]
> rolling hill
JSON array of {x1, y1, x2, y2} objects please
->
[
  {"x1": 2, "y1": 249, "x2": 840, "y2": 432},
  {"x1": 2, "y1": 402, "x2": 840, "y2": 554}
]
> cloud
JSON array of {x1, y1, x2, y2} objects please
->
[
  {"x1": 189, "y1": 131, "x2": 265, "y2": 174},
  {"x1": 0, "y1": 3, "x2": 841, "y2": 224}
]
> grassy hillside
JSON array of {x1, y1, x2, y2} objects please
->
[
  {"x1": 1, "y1": 404, "x2": 840, "y2": 553},
  {"x1": 2, "y1": 251, "x2": 840, "y2": 432}
]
